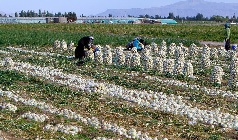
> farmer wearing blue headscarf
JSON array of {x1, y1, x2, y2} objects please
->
[
  {"x1": 133, "y1": 37, "x2": 143, "y2": 51},
  {"x1": 224, "y1": 22, "x2": 231, "y2": 51}
]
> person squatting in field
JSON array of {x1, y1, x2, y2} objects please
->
[
  {"x1": 75, "y1": 36, "x2": 94, "y2": 65},
  {"x1": 126, "y1": 37, "x2": 148, "y2": 51},
  {"x1": 133, "y1": 37, "x2": 143, "y2": 51},
  {"x1": 224, "y1": 22, "x2": 231, "y2": 51}
]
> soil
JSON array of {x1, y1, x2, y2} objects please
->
[
  {"x1": 0, "y1": 130, "x2": 23, "y2": 140},
  {"x1": 199, "y1": 41, "x2": 224, "y2": 47}
]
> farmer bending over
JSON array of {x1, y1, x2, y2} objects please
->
[
  {"x1": 126, "y1": 37, "x2": 147, "y2": 50},
  {"x1": 133, "y1": 37, "x2": 143, "y2": 51},
  {"x1": 75, "y1": 36, "x2": 94, "y2": 65}
]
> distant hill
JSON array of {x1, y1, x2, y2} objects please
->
[{"x1": 96, "y1": 0, "x2": 238, "y2": 18}]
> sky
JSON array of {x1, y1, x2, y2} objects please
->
[{"x1": 0, "y1": 0, "x2": 238, "y2": 16}]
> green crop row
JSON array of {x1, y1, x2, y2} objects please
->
[{"x1": 0, "y1": 23, "x2": 238, "y2": 48}]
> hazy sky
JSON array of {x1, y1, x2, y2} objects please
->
[{"x1": 0, "y1": 0, "x2": 238, "y2": 16}]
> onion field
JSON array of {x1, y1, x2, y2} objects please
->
[{"x1": 0, "y1": 23, "x2": 238, "y2": 140}]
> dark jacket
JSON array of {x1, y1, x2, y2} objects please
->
[{"x1": 75, "y1": 36, "x2": 94, "y2": 59}]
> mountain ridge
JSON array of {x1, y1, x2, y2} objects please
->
[{"x1": 96, "y1": 0, "x2": 238, "y2": 18}]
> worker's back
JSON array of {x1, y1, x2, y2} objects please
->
[{"x1": 133, "y1": 39, "x2": 140, "y2": 48}]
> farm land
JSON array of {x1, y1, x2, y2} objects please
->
[{"x1": 0, "y1": 23, "x2": 238, "y2": 140}]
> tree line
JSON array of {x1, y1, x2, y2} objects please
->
[
  {"x1": 137, "y1": 12, "x2": 238, "y2": 23},
  {"x1": 0, "y1": 9, "x2": 237, "y2": 22},
  {"x1": 0, "y1": 10, "x2": 77, "y2": 22}
]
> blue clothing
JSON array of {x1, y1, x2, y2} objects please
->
[
  {"x1": 93, "y1": 47, "x2": 100, "y2": 53},
  {"x1": 133, "y1": 39, "x2": 142, "y2": 50}
]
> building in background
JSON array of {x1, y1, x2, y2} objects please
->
[{"x1": 0, "y1": 17, "x2": 177, "y2": 24}]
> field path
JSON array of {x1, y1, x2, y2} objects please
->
[{"x1": 200, "y1": 41, "x2": 223, "y2": 47}]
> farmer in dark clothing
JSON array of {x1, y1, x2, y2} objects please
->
[
  {"x1": 75, "y1": 36, "x2": 94, "y2": 65},
  {"x1": 224, "y1": 23, "x2": 231, "y2": 51},
  {"x1": 126, "y1": 40, "x2": 134, "y2": 50},
  {"x1": 139, "y1": 38, "x2": 148, "y2": 46}
]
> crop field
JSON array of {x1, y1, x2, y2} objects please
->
[{"x1": 0, "y1": 23, "x2": 238, "y2": 140}]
